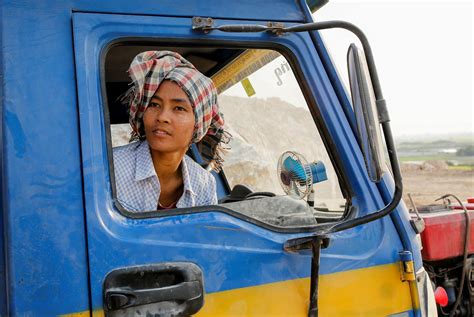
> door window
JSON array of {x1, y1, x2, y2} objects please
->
[{"x1": 105, "y1": 45, "x2": 346, "y2": 228}]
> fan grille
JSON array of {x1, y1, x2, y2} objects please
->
[{"x1": 277, "y1": 151, "x2": 312, "y2": 199}]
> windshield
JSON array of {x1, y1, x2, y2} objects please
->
[{"x1": 217, "y1": 49, "x2": 346, "y2": 225}]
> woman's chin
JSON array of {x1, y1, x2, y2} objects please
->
[{"x1": 147, "y1": 140, "x2": 186, "y2": 156}]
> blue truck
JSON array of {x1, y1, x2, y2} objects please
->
[{"x1": 0, "y1": 0, "x2": 440, "y2": 315}]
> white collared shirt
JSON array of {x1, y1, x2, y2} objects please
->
[{"x1": 113, "y1": 140, "x2": 217, "y2": 211}]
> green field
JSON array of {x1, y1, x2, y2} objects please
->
[
  {"x1": 396, "y1": 133, "x2": 473, "y2": 169},
  {"x1": 447, "y1": 165, "x2": 474, "y2": 171},
  {"x1": 399, "y1": 155, "x2": 474, "y2": 165}
]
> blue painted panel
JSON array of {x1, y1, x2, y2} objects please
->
[
  {"x1": 378, "y1": 173, "x2": 423, "y2": 269},
  {"x1": 2, "y1": 0, "x2": 304, "y2": 22},
  {"x1": 87, "y1": 208, "x2": 403, "y2": 292},
  {"x1": 73, "y1": 12, "x2": 406, "y2": 311},
  {"x1": 0, "y1": 2, "x2": 90, "y2": 315},
  {"x1": 70, "y1": 0, "x2": 305, "y2": 22},
  {"x1": 0, "y1": 3, "x2": 8, "y2": 314}
]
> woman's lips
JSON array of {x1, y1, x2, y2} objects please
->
[{"x1": 152, "y1": 128, "x2": 171, "y2": 136}]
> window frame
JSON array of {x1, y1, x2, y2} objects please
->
[{"x1": 100, "y1": 38, "x2": 353, "y2": 233}]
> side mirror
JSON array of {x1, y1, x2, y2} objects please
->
[{"x1": 347, "y1": 43, "x2": 385, "y2": 182}]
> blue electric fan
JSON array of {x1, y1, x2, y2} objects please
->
[{"x1": 277, "y1": 151, "x2": 328, "y2": 199}]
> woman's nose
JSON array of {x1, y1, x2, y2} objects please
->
[{"x1": 155, "y1": 106, "x2": 171, "y2": 123}]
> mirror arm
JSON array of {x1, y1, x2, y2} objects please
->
[
  {"x1": 283, "y1": 21, "x2": 403, "y2": 233},
  {"x1": 194, "y1": 19, "x2": 403, "y2": 232},
  {"x1": 283, "y1": 21, "x2": 383, "y2": 98}
]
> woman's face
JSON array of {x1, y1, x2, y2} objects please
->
[{"x1": 143, "y1": 80, "x2": 195, "y2": 155}]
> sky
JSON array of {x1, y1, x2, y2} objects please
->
[{"x1": 313, "y1": 1, "x2": 473, "y2": 136}]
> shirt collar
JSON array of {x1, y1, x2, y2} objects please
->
[
  {"x1": 134, "y1": 141, "x2": 156, "y2": 181},
  {"x1": 134, "y1": 141, "x2": 197, "y2": 198},
  {"x1": 181, "y1": 156, "x2": 197, "y2": 197}
]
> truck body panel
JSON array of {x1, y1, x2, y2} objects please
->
[{"x1": 0, "y1": 0, "x2": 426, "y2": 315}]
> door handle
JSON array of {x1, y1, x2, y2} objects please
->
[
  {"x1": 103, "y1": 262, "x2": 204, "y2": 316},
  {"x1": 105, "y1": 280, "x2": 201, "y2": 310}
]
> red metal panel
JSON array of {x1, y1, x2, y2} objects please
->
[
  {"x1": 451, "y1": 197, "x2": 474, "y2": 210},
  {"x1": 419, "y1": 210, "x2": 474, "y2": 261}
]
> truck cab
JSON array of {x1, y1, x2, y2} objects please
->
[{"x1": 0, "y1": 0, "x2": 436, "y2": 315}]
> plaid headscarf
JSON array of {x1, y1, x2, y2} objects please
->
[{"x1": 123, "y1": 51, "x2": 231, "y2": 171}]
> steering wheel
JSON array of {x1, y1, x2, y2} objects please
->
[
  {"x1": 219, "y1": 184, "x2": 275, "y2": 203},
  {"x1": 244, "y1": 192, "x2": 276, "y2": 199}
]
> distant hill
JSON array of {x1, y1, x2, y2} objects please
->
[
  {"x1": 395, "y1": 132, "x2": 474, "y2": 162},
  {"x1": 395, "y1": 133, "x2": 473, "y2": 145}
]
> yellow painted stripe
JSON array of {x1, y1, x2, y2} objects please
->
[
  {"x1": 62, "y1": 262, "x2": 413, "y2": 317},
  {"x1": 60, "y1": 311, "x2": 90, "y2": 317},
  {"x1": 318, "y1": 262, "x2": 413, "y2": 316},
  {"x1": 196, "y1": 262, "x2": 413, "y2": 316}
]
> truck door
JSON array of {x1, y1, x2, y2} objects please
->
[{"x1": 73, "y1": 12, "x2": 414, "y2": 316}]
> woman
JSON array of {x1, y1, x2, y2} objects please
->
[{"x1": 113, "y1": 51, "x2": 230, "y2": 212}]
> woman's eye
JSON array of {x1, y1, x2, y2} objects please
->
[
  {"x1": 175, "y1": 106, "x2": 187, "y2": 111},
  {"x1": 149, "y1": 102, "x2": 160, "y2": 108}
]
